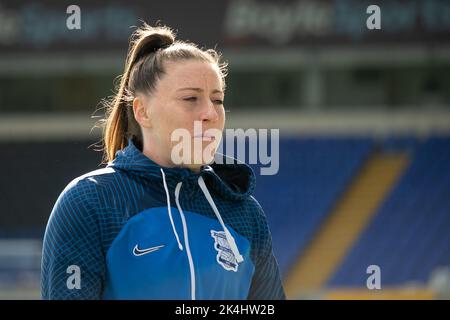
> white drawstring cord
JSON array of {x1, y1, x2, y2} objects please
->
[
  {"x1": 198, "y1": 176, "x2": 244, "y2": 263},
  {"x1": 160, "y1": 169, "x2": 242, "y2": 300},
  {"x1": 175, "y1": 182, "x2": 196, "y2": 300},
  {"x1": 160, "y1": 168, "x2": 183, "y2": 251}
]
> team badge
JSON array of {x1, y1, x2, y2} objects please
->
[{"x1": 210, "y1": 230, "x2": 239, "y2": 272}]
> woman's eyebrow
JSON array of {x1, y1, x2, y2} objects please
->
[{"x1": 176, "y1": 87, "x2": 223, "y2": 94}]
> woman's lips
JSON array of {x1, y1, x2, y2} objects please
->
[{"x1": 194, "y1": 134, "x2": 216, "y2": 141}]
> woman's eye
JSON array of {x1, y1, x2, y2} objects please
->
[{"x1": 183, "y1": 97, "x2": 223, "y2": 105}]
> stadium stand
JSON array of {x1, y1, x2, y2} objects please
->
[
  {"x1": 329, "y1": 135, "x2": 450, "y2": 287},
  {"x1": 252, "y1": 136, "x2": 374, "y2": 277}
]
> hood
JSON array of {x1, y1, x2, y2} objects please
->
[
  {"x1": 107, "y1": 137, "x2": 256, "y2": 201},
  {"x1": 106, "y1": 137, "x2": 253, "y2": 268}
]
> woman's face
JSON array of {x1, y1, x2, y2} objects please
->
[{"x1": 134, "y1": 59, "x2": 225, "y2": 171}]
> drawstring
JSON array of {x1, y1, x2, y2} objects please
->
[
  {"x1": 160, "y1": 169, "x2": 243, "y2": 300},
  {"x1": 160, "y1": 168, "x2": 183, "y2": 251},
  {"x1": 160, "y1": 169, "x2": 243, "y2": 281},
  {"x1": 198, "y1": 176, "x2": 244, "y2": 263},
  {"x1": 175, "y1": 182, "x2": 196, "y2": 300}
]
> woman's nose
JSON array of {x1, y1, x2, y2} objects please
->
[{"x1": 200, "y1": 100, "x2": 219, "y2": 122}]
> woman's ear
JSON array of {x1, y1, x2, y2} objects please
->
[{"x1": 133, "y1": 96, "x2": 152, "y2": 129}]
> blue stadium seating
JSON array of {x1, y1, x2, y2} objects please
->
[
  {"x1": 329, "y1": 135, "x2": 450, "y2": 287},
  {"x1": 248, "y1": 136, "x2": 374, "y2": 277}
]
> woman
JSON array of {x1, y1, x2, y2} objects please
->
[{"x1": 41, "y1": 23, "x2": 285, "y2": 300}]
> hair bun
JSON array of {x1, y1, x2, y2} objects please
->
[
  {"x1": 148, "y1": 34, "x2": 173, "y2": 51},
  {"x1": 132, "y1": 25, "x2": 175, "y2": 61}
]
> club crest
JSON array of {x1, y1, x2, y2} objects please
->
[{"x1": 210, "y1": 230, "x2": 239, "y2": 272}]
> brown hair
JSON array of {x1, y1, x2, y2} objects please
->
[{"x1": 100, "y1": 23, "x2": 228, "y2": 163}]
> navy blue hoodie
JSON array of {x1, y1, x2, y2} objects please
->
[{"x1": 41, "y1": 138, "x2": 285, "y2": 299}]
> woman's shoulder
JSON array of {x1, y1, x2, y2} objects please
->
[
  {"x1": 55, "y1": 167, "x2": 120, "y2": 208},
  {"x1": 69, "y1": 164, "x2": 134, "y2": 189},
  {"x1": 245, "y1": 195, "x2": 271, "y2": 237}
]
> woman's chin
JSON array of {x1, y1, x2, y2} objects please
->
[{"x1": 181, "y1": 154, "x2": 215, "y2": 172}]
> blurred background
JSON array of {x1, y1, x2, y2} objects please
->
[{"x1": 1, "y1": 0, "x2": 449, "y2": 299}]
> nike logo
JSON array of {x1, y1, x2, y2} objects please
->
[{"x1": 133, "y1": 244, "x2": 165, "y2": 256}]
